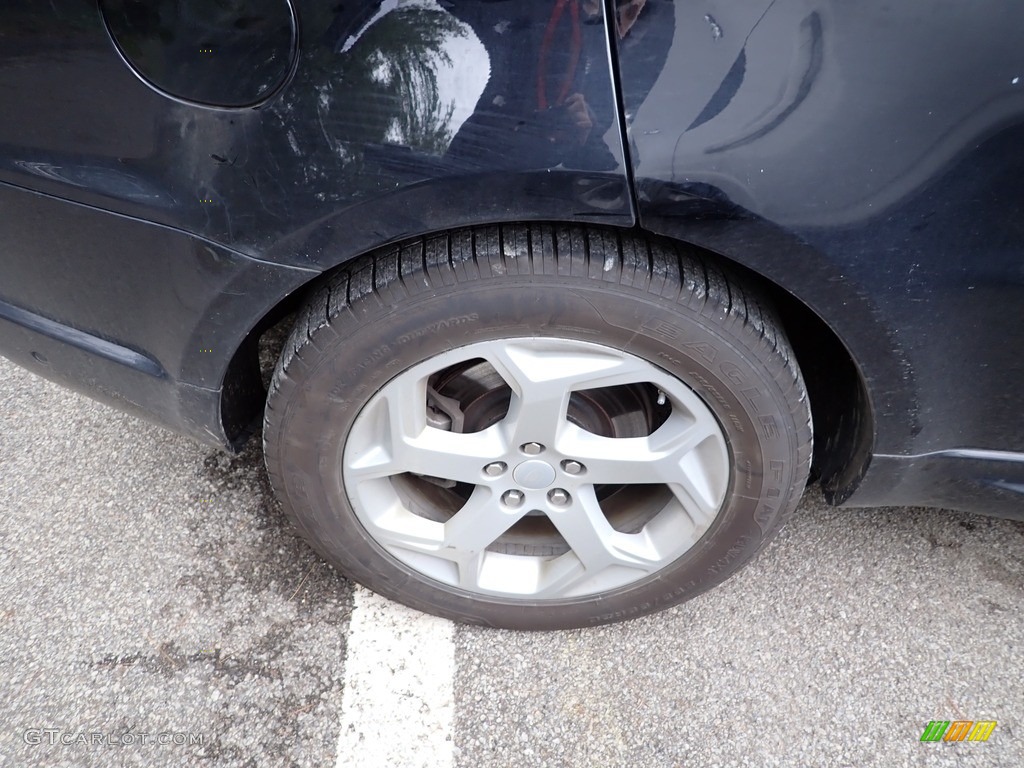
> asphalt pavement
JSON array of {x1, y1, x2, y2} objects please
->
[{"x1": 1, "y1": 354, "x2": 1021, "y2": 767}]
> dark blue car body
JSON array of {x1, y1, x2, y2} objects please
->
[{"x1": 1, "y1": 0, "x2": 1022, "y2": 518}]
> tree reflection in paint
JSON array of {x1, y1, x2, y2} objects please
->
[{"x1": 269, "y1": 0, "x2": 472, "y2": 199}]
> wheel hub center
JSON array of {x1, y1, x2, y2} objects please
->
[{"x1": 512, "y1": 460, "x2": 556, "y2": 489}]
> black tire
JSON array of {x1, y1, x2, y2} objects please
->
[{"x1": 263, "y1": 225, "x2": 812, "y2": 630}]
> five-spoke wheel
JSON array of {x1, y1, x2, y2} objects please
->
[
  {"x1": 344, "y1": 338, "x2": 730, "y2": 599},
  {"x1": 264, "y1": 225, "x2": 812, "y2": 629}
]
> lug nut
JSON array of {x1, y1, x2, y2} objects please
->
[
  {"x1": 561, "y1": 460, "x2": 585, "y2": 475},
  {"x1": 484, "y1": 462, "x2": 507, "y2": 477},
  {"x1": 548, "y1": 488, "x2": 571, "y2": 507},
  {"x1": 521, "y1": 442, "x2": 544, "y2": 455},
  {"x1": 502, "y1": 489, "x2": 525, "y2": 508}
]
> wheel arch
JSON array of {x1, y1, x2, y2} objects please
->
[
  {"x1": 217, "y1": 221, "x2": 877, "y2": 505},
  {"x1": 701, "y1": 245, "x2": 875, "y2": 505}
]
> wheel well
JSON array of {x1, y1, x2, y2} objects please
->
[
  {"x1": 709, "y1": 253, "x2": 874, "y2": 504},
  {"x1": 217, "y1": 290, "x2": 304, "y2": 450},
  {"x1": 219, "y1": 224, "x2": 874, "y2": 504}
]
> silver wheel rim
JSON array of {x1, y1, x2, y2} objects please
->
[{"x1": 342, "y1": 337, "x2": 730, "y2": 600}]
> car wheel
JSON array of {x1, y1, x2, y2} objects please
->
[{"x1": 263, "y1": 225, "x2": 812, "y2": 629}]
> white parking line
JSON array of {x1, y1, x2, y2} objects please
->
[{"x1": 336, "y1": 586, "x2": 455, "y2": 768}]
